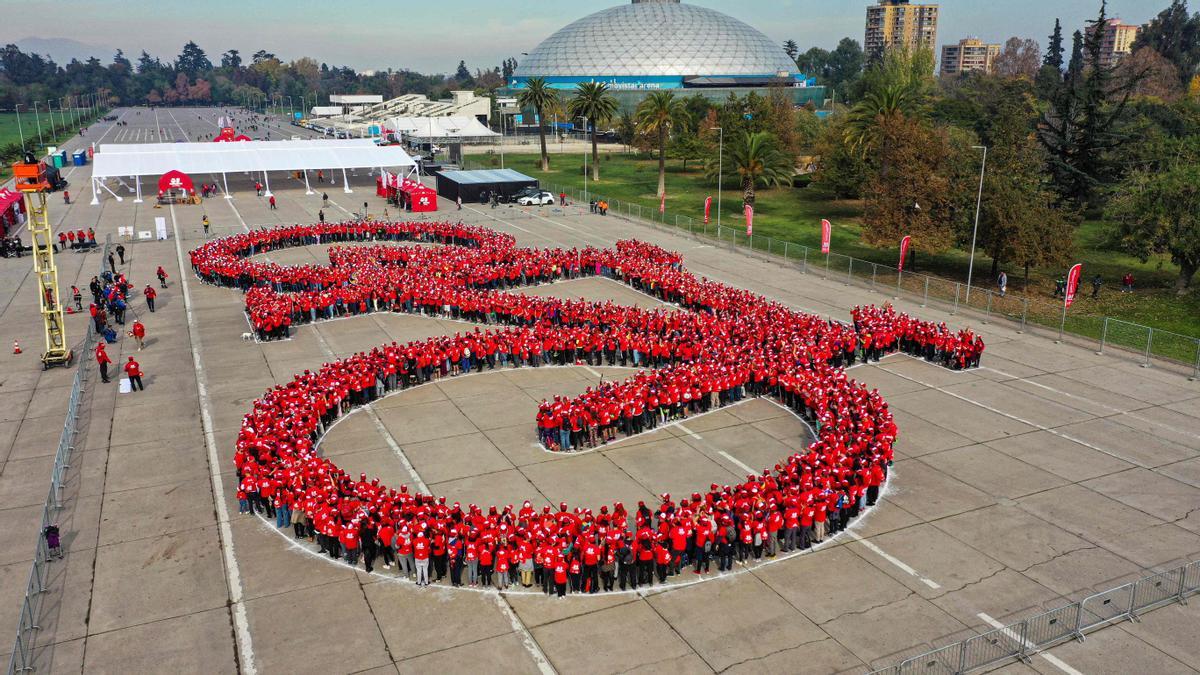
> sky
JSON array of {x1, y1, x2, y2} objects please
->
[{"x1": 10, "y1": 0, "x2": 1171, "y2": 74}]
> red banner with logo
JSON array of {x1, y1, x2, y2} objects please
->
[
  {"x1": 1065, "y1": 263, "x2": 1082, "y2": 309},
  {"x1": 703, "y1": 196, "x2": 712, "y2": 224},
  {"x1": 745, "y1": 204, "x2": 753, "y2": 236},
  {"x1": 898, "y1": 235, "x2": 911, "y2": 273},
  {"x1": 821, "y1": 219, "x2": 831, "y2": 254},
  {"x1": 659, "y1": 190, "x2": 666, "y2": 214}
]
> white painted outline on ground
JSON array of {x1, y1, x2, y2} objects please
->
[
  {"x1": 169, "y1": 202, "x2": 257, "y2": 674},
  {"x1": 978, "y1": 612, "x2": 1082, "y2": 675}
]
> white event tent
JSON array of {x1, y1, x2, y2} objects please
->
[{"x1": 89, "y1": 138, "x2": 418, "y2": 204}]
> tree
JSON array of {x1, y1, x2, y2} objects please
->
[
  {"x1": 517, "y1": 76, "x2": 557, "y2": 171},
  {"x1": 1133, "y1": 0, "x2": 1200, "y2": 89},
  {"x1": 845, "y1": 81, "x2": 923, "y2": 154},
  {"x1": 994, "y1": 38, "x2": 1041, "y2": 79},
  {"x1": 784, "y1": 40, "x2": 799, "y2": 62},
  {"x1": 669, "y1": 134, "x2": 707, "y2": 171},
  {"x1": 1121, "y1": 47, "x2": 1183, "y2": 100},
  {"x1": 1038, "y1": 3, "x2": 1144, "y2": 207},
  {"x1": 635, "y1": 91, "x2": 688, "y2": 197},
  {"x1": 221, "y1": 49, "x2": 242, "y2": 70},
  {"x1": 975, "y1": 92, "x2": 1076, "y2": 286},
  {"x1": 862, "y1": 116, "x2": 972, "y2": 252},
  {"x1": 1036, "y1": 19, "x2": 1066, "y2": 98},
  {"x1": 567, "y1": 81, "x2": 619, "y2": 180},
  {"x1": 812, "y1": 116, "x2": 870, "y2": 199},
  {"x1": 1106, "y1": 139, "x2": 1200, "y2": 291},
  {"x1": 176, "y1": 41, "x2": 212, "y2": 76},
  {"x1": 455, "y1": 60, "x2": 473, "y2": 86},
  {"x1": 705, "y1": 131, "x2": 793, "y2": 208}
]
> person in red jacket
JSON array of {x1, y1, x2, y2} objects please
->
[
  {"x1": 553, "y1": 556, "x2": 568, "y2": 598},
  {"x1": 124, "y1": 356, "x2": 144, "y2": 391},
  {"x1": 130, "y1": 319, "x2": 146, "y2": 350},
  {"x1": 413, "y1": 531, "x2": 431, "y2": 586},
  {"x1": 156, "y1": 266, "x2": 169, "y2": 288},
  {"x1": 96, "y1": 342, "x2": 113, "y2": 383},
  {"x1": 339, "y1": 521, "x2": 360, "y2": 565},
  {"x1": 143, "y1": 284, "x2": 157, "y2": 312}
]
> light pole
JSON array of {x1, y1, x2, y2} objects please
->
[
  {"x1": 33, "y1": 101, "x2": 44, "y2": 147},
  {"x1": 964, "y1": 145, "x2": 987, "y2": 305},
  {"x1": 58, "y1": 98, "x2": 67, "y2": 131},
  {"x1": 712, "y1": 126, "x2": 723, "y2": 231},
  {"x1": 14, "y1": 104, "x2": 26, "y2": 152},
  {"x1": 581, "y1": 116, "x2": 588, "y2": 205}
]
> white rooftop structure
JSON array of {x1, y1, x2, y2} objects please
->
[
  {"x1": 329, "y1": 94, "x2": 384, "y2": 104},
  {"x1": 89, "y1": 138, "x2": 417, "y2": 203},
  {"x1": 387, "y1": 116, "x2": 499, "y2": 140},
  {"x1": 305, "y1": 91, "x2": 493, "y2": 138}
]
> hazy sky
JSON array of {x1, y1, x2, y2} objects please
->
[{"x1": 10, "y1": 0, "x2": 1170, "y2": 74}]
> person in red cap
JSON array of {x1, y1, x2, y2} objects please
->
[
  {"x1": 130, "y1": 319, "x2": 146, "y2": 350},
  {"x1": 413, "y1": 530, "x2": 431, "y2": 586},
  {"x1": 143, "y1": 284, "x2": 157, "y2": 312},
  {"x1": 124, "y1": 356, "x2": 143, "y2": 391},
  {"x1": 96, "y1": 342, "x2": 113, "y2": 383}
]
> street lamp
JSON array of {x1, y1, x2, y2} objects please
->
[
  {"x1": 14, "y1": 104, "x2": 26, "y2": 152},
  {"x1": 712, "y1": 126, "x2": 723, "y2": 230},
  {"x1": 581, "y1": 116, "x2": 589, "y2": 205},
  {"x1": 964, "y1": 145, "x2": 987, "y2": 305},
  {"x1": 33, "y1": 101, "x2": 44, "y2": 147}
]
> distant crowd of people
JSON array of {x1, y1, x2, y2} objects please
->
[{"x1": 190, "y1": 220, "x2": 983, "y2": 594}]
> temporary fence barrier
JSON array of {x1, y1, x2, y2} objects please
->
[
  {"x1": 868, "y1": 558, "x2": 1200, "y2": 674},
  {"x1": 6, "y1": 235, "x2": 110, "y2": 674}
]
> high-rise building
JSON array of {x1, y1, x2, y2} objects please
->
[
  {"x1": 940, "y1": 38, "x2": 1001, "y2": 77},
  {"x1": 1086, "y1": 18, "x2": 1140, "y2": 68},
  {"x1": 865, "y1": 0, "x2": 940, "y2": 63}
]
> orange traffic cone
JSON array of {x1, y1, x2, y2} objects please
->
[{"x1": 12, "y1": 340, "x2": 21, "y2": 354}]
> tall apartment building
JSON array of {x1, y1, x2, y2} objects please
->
[
  {"x1": 1086, "y1": 18, "x2": 1140, "y2": 68},
  {"x1": 865, "y1": 0, "x2": 940, "y2": 62},
  {"x1": 940, "y1": 38, "x2": 1001, "y2": 76}
]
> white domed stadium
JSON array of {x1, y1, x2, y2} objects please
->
[{"x1": 506, "y1": 0, "x2": 823, "y2": 109}]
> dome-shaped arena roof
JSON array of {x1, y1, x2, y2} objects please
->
[{"x1": 514, "y1": 0, "x2": 797, "y2": 81}]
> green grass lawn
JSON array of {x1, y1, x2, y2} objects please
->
[{"x1": 467, "y1": 150, "x2": 1200, "y2": 361}]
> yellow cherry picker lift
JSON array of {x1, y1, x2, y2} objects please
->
[{"x1": 13, "y1": 156, "x2": 73, "y2": 369}]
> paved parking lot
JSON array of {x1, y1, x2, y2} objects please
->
[{"x1": 1, "y1": 107, "x2": 1198, "y2": 674}]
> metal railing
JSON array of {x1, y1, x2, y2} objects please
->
[
  {"x1": 463, "y1": 167, "x2": 1200, "y2": 380},
  {"x1": 6, "y1": 235, "x2": 110, "y2": 674},
  {"x1": 867, "y1": 558, "x2": 1200, "y2": 674}
]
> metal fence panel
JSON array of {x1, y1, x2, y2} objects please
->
[
  {"x1": 1184, "y1": 560, "x2": 1200, "y2": 596},
  {"x1": 960, "y1": 623, "x2": 1026, "y2": 672},
  {"x1": 1133, "y1": 569, "x2": 1184, "y2": 614},
  {"x1": 897, "y1": 643, "x2": 960, "y2": 674},
  {"x1": 1024, "y1": 603, "x2": 1080, "y2": 649},
  {"x1": 1079, "y1": 583, "x2": 1135, "y2": 630}
]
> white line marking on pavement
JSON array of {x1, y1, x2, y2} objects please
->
[
  {"x1": 491, "y1": 593, "x2": 556, "y2": 675},
  {"x1": 978, "y1": 612, "x2": 1083, "y2": 675},
  {"x1": 581, "y1": 365, "x2": 602, "y2": 378},
  {"x1": 880, "y1": 365, "x2": 1144, "y2": 466},
  {"x1": 675, "y1": 422, "x2": 703, "y2": 441},
  {"x1": 718, "y1": 450, "x2": 756, "y2": 475},
  {"x1": 169, "y1": 203, "x2": 257, "y2": 674},
  {"x1": 847, "y1": 531, "x2": 941, "y2": 589}
]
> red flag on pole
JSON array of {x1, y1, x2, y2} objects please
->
[
  {"x1": 703, "y1": 196, "x2": 712, "y2": 224},
  {"x1": 1065, "y1": 263, "x2": 1083, "y2": 309},
  {"x1": 820, "y1": 219, "x2": 831, "y2": 254},
  {"x1": 659, "y1": 190, "x2": 666, "y2": 214},
  {"x1": 745, "y1": 204, "x2": 753, "y2": 235},
  {"x1": 898, "y1": 235, "x2": 911, "y2": 273}
]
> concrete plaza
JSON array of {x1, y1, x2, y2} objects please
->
[{"x1": 1, "y1": 107, "x2": 1198, "y2": 674}]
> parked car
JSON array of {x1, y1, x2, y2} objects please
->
[{"x1": 517, "y1": 190, "x2": 555, "y2": 206}]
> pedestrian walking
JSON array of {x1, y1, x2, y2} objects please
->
[
  {"x1": 322, "y1": 192, "x2": 329, "y2": 207},
  {"x1": 130, "y1": 319, "x2": 146, "y2": 350},
  {"x1": 269, "y1": 195, "x2": 277, "y2": 210},
  {"x1": 124, "y1": 356, "x2": 144, "y2": 391},
  {"x1": 71, "y1": 285, "x2": 82, "y2": 311},
  {"x1": 1122, "y1": 272, "x2": 1134, "y2": 293},
  {"x1": 997, "y1": 271, "x2": 1007, "y2": 297},
  {"x1": 1091, "y1": 274, "x2": 1103, "y2": 299},
  {"x1": 456, "y1": 195, "x2": 462, "y2": 211},
  {"x1": 318, "y1": 209, "x2": 325, "y2": 223},
  {"x1": 142, "y1": 283, "x2": 157, "y2": 312},
  {"x1": 43, "y1": 524, "x2": 63, "y2": 559},
  {"x1": 116, "y1": 244, "x2": 126, "y2": 265},
  {"x1": 156, "y1": 265, "x2": 169, "y2": 288},
  {"x1": 108, "y1": 252, "x2": 116, "y2": 275},
  {"x1": 202, "y1": 215, "x2": 210, "y2": 236}
]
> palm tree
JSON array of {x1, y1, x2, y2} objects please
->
[
  {"x1": 567, "y1": 82, "x2": 619, "y2": 181},
  {"x1": 517, "y1": 77, "x2": 558, "y2": 171},
  {"x1": 844, "y1": 81, "x2": 921, "y2": 155},
  {"x1": 634, "y1": 91, "x2": 687, "y2": 197},
  {"x1": 707, "y1": 131, "x2": 794, "y2": 208}
]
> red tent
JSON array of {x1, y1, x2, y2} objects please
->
[
  {"x1": 158, "y1": 170, "x2": 196, "y2": 197},
  {"x1": 213, "y1": 126, "x2": 251, "y2": 142},
  {"x1": 378, "y1": 173, "x2": 437, "y2": 212},
  {"x1": 0, "y1": 188, "x2": 26, "y2": 236}
]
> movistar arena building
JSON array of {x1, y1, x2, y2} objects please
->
[{"x1": 504, "y1": 0, "x2": 825, "y2": 112}]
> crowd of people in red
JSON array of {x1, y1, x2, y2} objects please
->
[{"x1": 191, "y1": 220, "x2": 984, "y2": 595}]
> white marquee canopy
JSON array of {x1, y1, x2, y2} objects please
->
[{"x1": 89, "y1": 138, "x2": 417, "y2": 204}]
